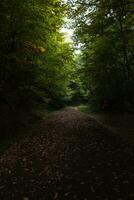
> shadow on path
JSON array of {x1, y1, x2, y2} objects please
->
[{"x1": 0, "y1": 107, "x2": 134, "y2": 200}]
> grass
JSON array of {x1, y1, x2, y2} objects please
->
[
  {"x1": 78, "y1": 104, "x2": 101, "y2": 113},
  {"x1": 78, "y1": 104, "x2": 91, "y2": 113}
]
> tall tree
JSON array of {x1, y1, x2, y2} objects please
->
[
  {"x1": 69, "y1": 0, "x2": 134, "y2": 110},
  {"x1": 0, "y1": 0, "x2": 74, "y2": 111}
]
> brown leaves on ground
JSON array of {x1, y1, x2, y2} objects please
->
[{"x1": 0, "y1": 107, "x2": 134, "y2": 200}]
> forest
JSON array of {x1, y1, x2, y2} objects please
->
[
  {"x1": 0, "y1": 0, "x2": 134, "y2": 140},
  {"x1": 71, "y1": 0, "x2": 134, "y2": 112},
  {"x1": 0, "y1": 1, "x2": 134, "y2": 199}
]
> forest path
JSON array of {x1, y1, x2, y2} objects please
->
[{"x1": 0, "y1": 107, "x2": 134, "y2": 200}]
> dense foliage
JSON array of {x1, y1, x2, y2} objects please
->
[
  {"x1": 0, "y1": 0, "x2": 134, "y2": 116},
  {"x1": 0, "y1": 0, "x2": 74, "y2": 113},
  {"x1": 69, "y1": 0, "x2": 134, "y2": 111}
]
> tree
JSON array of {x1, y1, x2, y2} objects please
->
[
  {"x1": 0, "y1": 0, "x2": 74, "y2": 112},
  {"x1": 69, "y1": 0, "x2": 134, "y2": 111}
]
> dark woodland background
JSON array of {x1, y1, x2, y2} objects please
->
[{"x1": 0, "y1": 0, "x2": 134, "y2": 147}]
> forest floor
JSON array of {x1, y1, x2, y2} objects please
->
[{"x1": 0, "y1": 107, "x2": 134, "y2": 200}]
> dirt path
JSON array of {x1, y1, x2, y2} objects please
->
[{"x1": 0, "y1": 107, "x2": 134, "y2": 200}]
